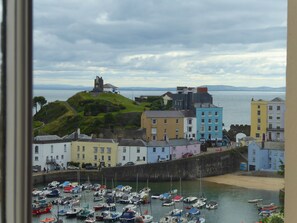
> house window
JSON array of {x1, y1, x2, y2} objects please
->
[
  {"x1": 94, "y1": 155, "x2": 97, "y2": 161},
  {"x1": 123, "y1": 147, "x2": 126, "y2": 153},
  {"x1": 215, "y1": 126, "x2": 218, "y2": 131},
  {"x1": 100, "y1": 147, "x2": 105, "y2": 153},
  {"x1": 277, "y1": 106, "x2": 281, "y2": 110},
  {"x1": 77, "y1": 146, "x2": 80, "y2": 152},
  {"x1": 188, "y1": 119, "x2": 192, "y2": 125},
  {"x1": 143, "y1": 157, "x2": 145, "y2": 161},
  {"x1": 201, "y1": 112, "x2": 205, "y2": 116},
  {"x1": 94, "y1": 147, "x2": 98, "y2": 153},
  {"x1": 176, "y1": 128, "x2": 179, "y2": 133},
  {"x1": 188, "y1": 127, "x2": 192, "y2": 132},
  {"x1": 61, "y1": 155, "x2": 64, "y2": 159},
  {"x1": 34, "y1": 156, "x2": 38, "y2": 161},
  {"x1": 137, "y1": 156, "x2": 140, "y2": 161},
  {"x1": 176, "y1": 119, "x2": 179, "y2": 123},
  {"x1": 257, "y1": 125, "x2": 261, "y2": 130},
  {"x1": 151, "y1": 128, "x2": 157, "y2": 134},
  {"x1": 208, "y1": 111, "x2": 212, "y2": 116},
  {"x1": 257, "y1": 118, "x2": 261, "y2": 123},
  {"x1": 164, "y1": 119, "x2": 167, "y2": 124},
  {"x1": 137, "y1": 147, "x2": 140, "y2": 153},
  {"x1": 101, "y1": 155, "x2": 104, "y2": 161},
  {"x1": 201, "y1": 125, "x2": 205, "y2": 132},
  {"x1": 269, "y1": 116, "x2": 273, "y2": 119},
  {"x1": 107, "y1": 147, "x2": 111, "y2": 154},
  {"x1": 256, "y1": 133, "x2": 260, "y2": 138},
  {"x1": 152, "y1": 135, "x2": 156, "y2": 140},
  {"x1": 82, "y1": 146, "x2": 85, "y2": 152},
  {"x1": 51, "y1": 145, "x2": 53, "y2": 153},
  {"x1": 215, "y1": 111, "x2": 218, "y2": 116},
  {"x1": 277, "y1": 116, "x2": 281, "y2": 120},
  {"x1": 77, "y1": 154, "x2": 80, "y2": 159},
  {"x1": 258, "y1": 105, "x2": 260, "y2": 109},
  {"x1": 162, "y1": 147, "x2": 165, "y2": 152},
  {"x1": 176, "y1": 135, "x2": 178, "y2": 139},
  {"x1": 269, "y1": 124, "x2": 273, "y2": 129},
  {"x1": 56, "y1": 155, "x2": 59, "y2": 160},
  {"x1": 208, "y1": 119, "x2": 211, "y2": 123},
  {"x1": 201, "y1": 134, "x2": 205, "y2": 138},
  {"x1": 123, "y1": 156, "x2": 125, "y2": 160},
  {"x1": 34, "y1": 146, "x2": 39, "y2": 154},
  {"x1": 82, "y1": 154, "x2": 85, "y2": 160},
  {"x1": 257, "y1": 110, "x2": 261, "y2": 115},
  {"x1": 108, "y1": 164, "x2": 111, "y2": 167},
  {"x1": 153, "y1": 148, "x2": 156, "y2": 152},
  {"x1": 208, "y1": 126, "x2": 211, "y2": 131},
  {"x1": 108, "y1": 156, "x2": 111, "y2": 161},
  {"x1": 201, "y1": 119, "x2": 205, "y2": 123},
  {"x1": 269, "y1": 106, "x2": 273, "y2": 110},
  {"x1": 152, "y1": 119, "x2": 157, "y2": 125},
  {"x1": 192, "y1": 134, "x2": 196, "y2": 138},
  {"x1": 277, "y1": 126, "x2": 280, "y2": 129},
  {"x1": 64, "y1": 144, "x2": 67, "y2": 152},
  {"x1": 164, "y1": 128, "x2": 167, "y2": 133}
]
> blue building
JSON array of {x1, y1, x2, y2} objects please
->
[
  {"x1": 195, "y1": 103, "x2": 223, "y2": 142},
  {"x1": 147, "y1": 141, "x2": 171, "y2": 163},
  {"x1": 248, "y1": 141, "x2": 284, "y2": 171}
]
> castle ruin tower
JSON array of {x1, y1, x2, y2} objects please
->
[{"x1": 93, "y1": 76, "x2": 104, "y2": 92}]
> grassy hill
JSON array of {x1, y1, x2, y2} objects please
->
[{"x1": 33, "y1": 91, "x2": 150, "y2": 137}]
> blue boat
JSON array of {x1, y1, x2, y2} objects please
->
[
  {"x1": 46, "y1": 189, "x2": 60, "y2": 198},
  {"x1": 159, "y1": 193, "x2": 171, "y2": 200},
  {"x1": 59, "y1": 181, "x2": 70, "y2": 188},
  {"x1": 187, "y1": 207, "x2": 200, "y2": 216},
  {"x1": 119, "y1": 210, "x2": 137, "y2": 223}
]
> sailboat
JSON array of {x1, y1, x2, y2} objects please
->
[
  {"x1": 172, "y1": 177, "x2": 183, "y2": 202},
  {"x1": 198, "y1": 168, "x2": 207, "y2": 202}
]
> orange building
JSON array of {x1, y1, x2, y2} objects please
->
[{"x1": 141, "y1": 110, "x2": 184, "y2": 141}]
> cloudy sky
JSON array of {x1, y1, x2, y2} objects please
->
[{"x1": 34, "y1": 0, "x2": 287, "y2": 88}]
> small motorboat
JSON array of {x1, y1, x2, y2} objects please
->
[
  {"x1": 172, "y1": 195, "x2": 183, "y2": 202},
  {"x1": 40, "y1": 217, "x2": 56, "y2": 222},
  {"x1": 192, "y1": 199, "x2": 206, "y2": 209},
  {"x1": 162, "y1": 199, "x2": 175, "y2": 207},
  {"x1": 206, "y1": 200, "x2": 218, "y2": 209},
  {"x1": 85, "y1": 217, "x2": 96, "y2": 223},
  {"x1": 141, "y1": 214, "x2": 154, "y2": 223},
  {"x1": 183, "y1": 196, "x2": 198, "y2": 204},
  {"x1": 248, "y1": 198, "x2": 263, "y2": 203},
  {"x1": 167, "y1": 208, "x2": 183, "y2": 216},
  {"x1": 103, "y1": 212, "x2": 122, "y2": 222},
  {"x1": 66, "y1": 207, "x2": 83, "y2": 218},
  {"x1": 187, "y1": 207, "x2": 200, "y2": 216},
  {"x1": 151, "y1": 194, "x2": 160, "y2": 199}
]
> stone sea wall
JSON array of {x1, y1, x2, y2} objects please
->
[{"x1": 33, "y1": 147, "x2": 247, "y2": 185}]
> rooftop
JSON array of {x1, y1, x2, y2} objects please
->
[
  {"x1": 118, "y1": 139, "x2": 147, "y2": 147},
  {"x1": 194, "y1": 103, "x2": 220, "y2": 108},
  {"x1": 143, "y1": 110, "x2": 184, "y2": 118}
]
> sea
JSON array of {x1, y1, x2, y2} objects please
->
[
  {"x1": 33, "y1": 89, "x2": 286, "y2": 130},
  {"x1": 32, "y1": 180, "x2": 281, "y2": 223}
]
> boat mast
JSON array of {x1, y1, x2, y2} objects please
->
[{"x1": 136, "y1": 173, "x2": 139, "y2": 192}]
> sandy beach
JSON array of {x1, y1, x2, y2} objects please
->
[{"x1": 204, "y1": 173, "x2": 284, "y2": 191}]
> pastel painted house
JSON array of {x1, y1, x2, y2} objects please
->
[
  {"x1": 169, "y1": 139, "x2": 201, "y2": 160},
  {"x1": 71, "y1": 138, "x2": 118, "y2": 168},
  {"x1": 248, "y1": 141, "x2": 284, "y2": 171},
  {"x1": 118, "y1": 139, "x2": 147, "y2": 165},
  {"x1": 147, "y1": 141, "x2": 171, "y2": 163},
  {"x1": 33, "y1": 135, "x2": 71, "y2": 171},
  {"x1": 195, "y1": 103, "x2": 223, "y2": 142}
]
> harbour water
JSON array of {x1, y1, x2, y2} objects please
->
[
  {"x1": 33, "y1": 89, "x2": 285, "y2": 129},
  {"x1": 32, "y1": 180, "x2": 281, "y2": 223}
]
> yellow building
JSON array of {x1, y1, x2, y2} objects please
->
[
  {"x1": 71, "y1": 139, "x2": 118, "y2": 168},
  {"x1": 250, "y1": 99, "x2": 268, "y2": 141},
  {"x1": 141, "y1": 110, "x2": 184, "y2": 141}
]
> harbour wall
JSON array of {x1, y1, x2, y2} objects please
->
[{"x1": 32, "y1": 147, "x2": 247, "y2": 185}]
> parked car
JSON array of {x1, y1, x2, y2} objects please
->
[
  {"x1": 124, "y1": 162, "x2": 135, "y2": 166},
  {"x1": 67, "y1": 165, "x2": 80, "y2": 170},
  {"x1": 85, "y1": 165, "x2": 98, "y2": 170},
  {"x1": 182, "y1": 153, "x2": 193, "y2": 158},
  {"x1": 158, "y1": 158, "x2": 168, "y2": 162}
]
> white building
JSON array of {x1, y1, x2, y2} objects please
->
[
  {"x1": 182, "y1": 111, "x2": 197, "y2": 140},
  {"x1": 103, "y1": 83, "x2": 119, "y2": 93},
  {"x1": 33, "y1": 135, "x2": 71, "y2": 171},
  {"x1": 117, "y1": 139, "x2": 147, "y2": 165},
  {"x1": 267, "y1": 97, "x2": 285, "y2": 141}
]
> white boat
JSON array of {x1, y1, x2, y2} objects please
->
[
  {"x1": 248, "y1": 198, "x2": 263, "y2": 203},
  {"x1": 188, "y1": 217, "x2": 206, "y2": 223},
  {"x1": 141, "y1": 214, "x2": 154, "y2": 223},
  {"x1": 183, "y1": 197, "x2": 198, "y2": 204},
  {"x1": 123, "y1": 204, "x2": 137, "y2": 211},
  {"x1": 48, "y1": 181, "x2": 60, "y2": 188},
  {"x1": 85, "y1": 217, "x2": 96, "y2": 223},
  {"x1": 167, "y1": 209, "x2": 183, "y2": 216},
  {"x1": 103, "y1": 212, "x2": 122, "y2": 222},
  {"x1": 123, "y1": 185, "x2": 132, "y2": 192},
  {"x1": 151, "y1": 194, "x2": 160, "y2": 199},
  {"x1": 206, "y1": 200, "x2": 218, "y2": 209},
  {"x1": 32, "y1": 190, "x2": 43, "y2": 196},
  {"x1": 162, "y1": 200, "x2": 175, "y2": 207},
  {"x1": 192, "y1": 199, "x2": 206, "y2": 208},
  {"x1": 66, "y1": 207, "x2": 83, "y2": 218},
  {"x1": 160, "y1": 216, "x2": 188, "y2": 223},
  {"x1": 139, "y1": 187, "x2": 151, "y2": 193}
]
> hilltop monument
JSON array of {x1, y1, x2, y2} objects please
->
[{"x1": 93, "y1": 76, "x2": 104, "y2": 92}]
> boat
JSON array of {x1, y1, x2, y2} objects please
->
[
  {"x1": 85, "y1": 217, "x2": 96, "y2": 223},
  {"x1": 123, "y1": 185, "x2": 132, "y2": 192},
  {"x1": 256, "y1": 202, "x2": 275, "y2": 209},
  {"x1": 192, "y1": 199, "x2": 206, "y2": 209},
  {"x1": 63, "y1": 185, "x2": 74, "y2": 193},
  {"x1": 206, "y1": 200, "x2": 218, "y2": 209},
  {"x1": 188, "y1": 217, "x2": 206, "y2": 223},
  {"x1": 151, "y1": 194, "x2": 160, "y2": 199},
  {"x1": 159, "y1": 216, "x2": 188, "y2": 223},
  {"x1": 32, "y1": 202, "x2": 52, "y2": 215},
  {"x1": 141, "y1": 215, "x2": 154, "y2": 223},
  {"x1": 187, "y1": 207, "x2": 200, "y2": 217},
  {"x1": 32, "y1": 189, "x2": 43, "y2": 196},
  {"x1": 93, "y1": 203, "x2": 116, "y2": 212},
  {"x1": 103, "y1": 212, "x2": 122, "y2": 222},
  {"x1": 258, "y1": 205, "x2": 278, "y2": 212},
  {"x1": 167, "y1": 208, "x2": 183, "y2": 216},
  {"x1": 259, "y1": 210, "x2": 273, "y2": 217},
  {"x1": 40, "y1": 217, "x2": 56, "y2": 222},
  {"x1": 48, "y1": 181, "x2": 60, "y2": 188},
  {"x1": 77, "y1": 206, "x2": 95, "y2": 219},
  {"x1": 172, "y1": 195, "x2": 183, "y2": 202},
  {"x1": 119, "y1": 209, "x2": 138, "y2": 223},
  {"x1": 59, "y1": 181, "x2": 70, "y2": 188},
  {"x1": 160, "y1": 193, "x2": 171, "y2": 200},
  {"x1": 139, "y1": 187, "x2": 151, "y2": 193},
  {"x1": 65, "y1": 207, "x2": 83, "y2": 218},
  {"x1": 123, "y1": 204, "x2": 137, "y2": 211},
  {"x1": 162, "y1": 199, "x2": 175, "y2": 207},
  {"x1": 93, "y1": 195, "x2": 103, "y2": 202},
  {"x1": 71, "y1": 186, "x2": 82, "y2": 194},
  {"x1": 248, "y1": 198, "x2": 263, "y2": 203},
  {"x1": 183, "y1": 197, "x2": 198, "y2": 204},
  {"x1": 46, "y1": 189, "x2": 60, "y2": 198}
]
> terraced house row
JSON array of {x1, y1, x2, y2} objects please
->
[{"x1": 32, "y1": 134, "x2": 201, "y2": 171}]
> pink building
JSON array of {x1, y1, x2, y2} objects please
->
[{"x1": 169, "y1": 139, "x2": 201, "y2": 160}]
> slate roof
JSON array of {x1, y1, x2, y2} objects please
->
[
  {"x1": 34, "y1": 135, "x2": 61, "y2": 141},
  {"x1": 167, "y1": 139, "x2": 200, "y2": 146},
  {"x1": 77, "y1": 138, "x2": 117, "y2": 143},
  {"x1": 194, "y1": 103, "x2": 220, "y2": 108},
  {"x1": 147, "y1": 141, "x2": 170, "y2": 147},
  {"x1": 104, "y1": 83, "x2": 118, "y2": 89},
  {"x1": 118, "y1": 139, "x2": 147, "y2": 147},
  {"x1": 271, "y1": 97, "x2": 285, "y2": 102},
  {"x1": 143, "y1": 110, "x2": 184, "y2": 118}
]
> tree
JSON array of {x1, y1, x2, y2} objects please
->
[{"x1": 33, "y1": 96, "x2": 47, "y2": 113}]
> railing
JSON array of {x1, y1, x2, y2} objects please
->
[{"x1": 266, "y1": 127, "x2": 284, "y2": 131}]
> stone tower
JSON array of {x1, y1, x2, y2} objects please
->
[{"x1": 93, "y1": 76, "x2": 103, "y2": 92}]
